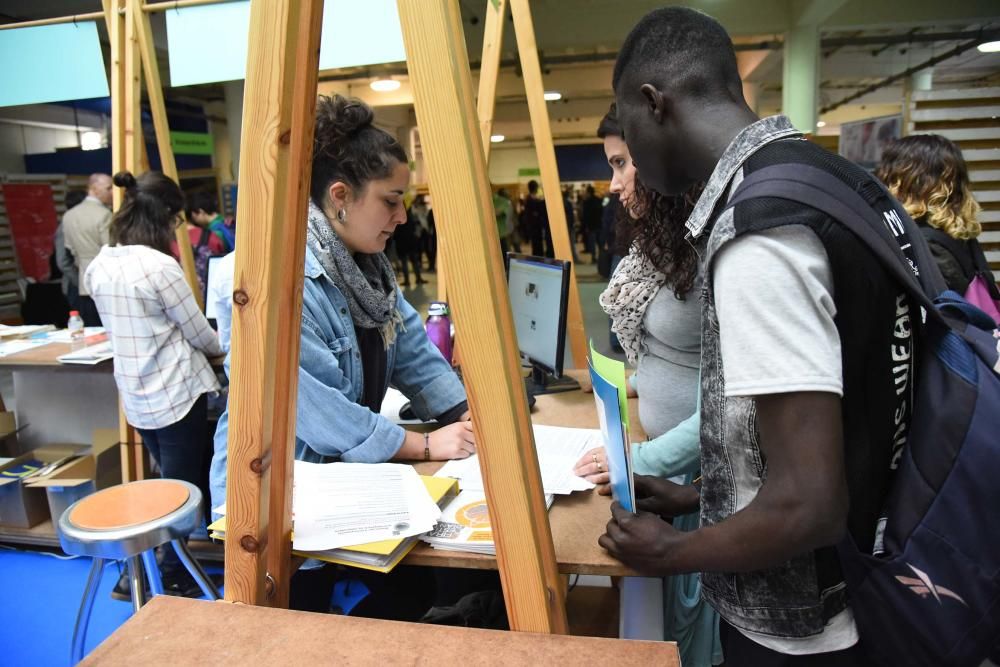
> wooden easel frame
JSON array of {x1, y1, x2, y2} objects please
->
[
  {"x1": 473, "y1": 0, "x2": 589, "y2": 371},
  {"x1": 7, "y1": 0, "x2": 572, "y2": 633}
]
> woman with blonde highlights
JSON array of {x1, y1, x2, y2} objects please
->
[{"x1": 877, "y1": 134, "x2": 992, "y2": 294}]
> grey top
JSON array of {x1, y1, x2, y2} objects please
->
[{"x1": 634, "y1": 281, "x2": 702, "y2": 439}]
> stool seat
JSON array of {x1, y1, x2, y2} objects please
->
[{"x1": 58, "y1": 479, "x2": 202, "y2": 560}]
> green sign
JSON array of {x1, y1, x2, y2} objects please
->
[
  {"x1": 170, "y1": 131, "x2": 214, "y2": 156},
  {"x1": 518, "y1": 167, "x2": 541, "y2": 177}
]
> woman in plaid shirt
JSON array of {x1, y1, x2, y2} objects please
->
[{"x1": 86, "y1": 170, "x2": 223, "y2": 598}]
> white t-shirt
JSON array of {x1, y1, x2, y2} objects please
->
[
  {"x1": 208, "y1": 251, "x2": 236, "y2": 353},
  {"x1": 713, "y1": 224, "x2": 858, "y2": 654}
]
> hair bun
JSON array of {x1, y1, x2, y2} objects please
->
[
  {"x1": 113, "y1": 171, "x2": 137, "y2": 190},
  {"x1": 314, "y1": 95, "x2": 375, "y2": 154}
]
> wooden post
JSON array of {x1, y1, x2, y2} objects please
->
[
  {"x1": 397, "y1": 0, "x2": 568, "y2": 634},
  {"x1": 224, "y1": 0, "x2": 322, "y2": 606},
  {"x1": 509, "y1": 0, "x2": 588, "y2": 370},
  {"x1": 106, "y1": 0, "x2": 145, "y2": 483},
  {"x1": 477, "y1": 0, "x2": 507, "y2": 160},
  {"x1": 131, "y1": 0, "x2": 204, "y2": 309}
]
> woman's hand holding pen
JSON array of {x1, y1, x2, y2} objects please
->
[{"x1": 429, "y1": 421, "x2": 476, "y2": 460}]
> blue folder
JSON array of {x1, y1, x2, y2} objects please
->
[{"x1": 588, "y1": 361, "x2": 635, "y2": 512}]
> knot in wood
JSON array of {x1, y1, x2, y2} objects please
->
[
  {"x1": 240, "y1": 535, "x2": 260, "y2": 553},
  {"x1": 279, "y1": 130, "x2": 291, "y2": 145},
  {"x1": 249, "y1": 457, "x2": 264, "y2": 474},
  {"x1": 233, "y1": 289, "x2": 250, "y2": 306},
  {"x1": 264, "y1": 573, "x2": 276, "y2": 599}
]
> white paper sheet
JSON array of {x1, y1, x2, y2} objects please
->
[
  {"x1": 435, "y1": 424, "x2": 599, "y2": 495},
  {"x1": 291, "y1": 461, "x2": 441, "y2": 552}
]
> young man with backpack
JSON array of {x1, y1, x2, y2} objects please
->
[{"x1": 594, "y1": 8, "x2": 993, "y2": 665}]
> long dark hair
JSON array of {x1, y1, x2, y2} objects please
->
[
  {"x1": 597, "y1": 105, "x2": 701, "y2": 299},
  {"x1": 110, "y1": 171, "x2": 183, "y2": 254},
  {"x1": 310, "y1": 95, "x2": 408, "y2": 208}
]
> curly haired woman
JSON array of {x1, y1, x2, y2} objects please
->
[{"x1": 876, "y1": 134, "x2": 996, "y2": 299}]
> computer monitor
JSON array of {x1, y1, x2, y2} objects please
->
[{"x1": 506, "y1": 253, "x2": 580, "y2": 395}]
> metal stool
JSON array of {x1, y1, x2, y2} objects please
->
[{"x1": 57, "y1": 479, "x2": 221, "y2": 664}]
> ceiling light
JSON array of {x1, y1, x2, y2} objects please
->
[
  {"x1": 816, "y1": 120, "x2": 827, "y2": 128},
  {"x1": 490, "y1": 134, "x2": 505, "y2": 143},
  {"x1": 370, "y1": 78, "x2": 401, "y2": 92},
  {"x1": 543, "y1": 91, "x2": 562, "y2": 101},
  {"x1": 977, "y1": 40, "x2": 1000, "y2": 53},
  {"x1": 80, "y1": 131, "x2": 102, "y2": 151}
]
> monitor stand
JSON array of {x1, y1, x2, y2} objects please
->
[{"x1": 524, "y1": 365, "x2": 580, "y2": 396}]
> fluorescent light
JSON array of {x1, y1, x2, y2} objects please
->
[
  {"x1": 543, "y1": 91, "x2": 562, "y2": 101},
  {"x1": 490, "y1": 134, "x2": 505, "y2": 143},
  {"x1": 370, "y1": 78, "x2": 401, "y2": 92},
  {"x1": 816, "y1": 120, "x2": 827, "y2": 128},
  {"x1": 80, "y1": 131, "x2": 103, "y2": 151},
  {"x1": 977, "y1": 40, "x2": 1000, "y2": 53}
]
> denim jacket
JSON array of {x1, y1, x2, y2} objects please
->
[
  {"x1": 210, "y1": 246, "x2": 466, "y2": 512},
  {"x1": 687, "y1": 116, "x2": 848, "y2": 639}
]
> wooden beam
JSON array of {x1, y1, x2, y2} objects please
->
[
  {"x1": 508, "y1": 0, "x2": 588, "y2": 370},
  {"x1": 106, "y1": 0, "x2": 145, "y2": 485},
  {"x1": 477, "y1": 0, "x2": 507, "y2": 160},
  {"x1": 224, "y1": 0, "x2": 322, "y2": 606},
  {"x1": 397, "y1": 0, "x2": 568, "y2": 634},
  {"x1": 123, "y1": 0, "x2": 142, "y2": 176},
  {"x1": 131, "y1": 0, "x2": 203, "y2": 309},
  {"x1": 0, "y1": 11, "x2": 105, "y2": 30}
]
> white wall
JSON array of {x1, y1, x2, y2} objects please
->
[{"x1": 488, "y1": 145, "x2": 539, "y2": 184}]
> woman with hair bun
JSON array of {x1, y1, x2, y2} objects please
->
[
  {"x1": 876, "y1": 134, "x2": 996, "y2": 298},
  {"x1": 85, "y1": 170, "x2": 224, "y2": 598},
  {"x1": 209, "y1": 94, "x2": 474, "y2": 614}
]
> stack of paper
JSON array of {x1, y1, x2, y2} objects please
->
[
  {"x1": 208, "y1": 462, "x2": 458, "y2": 573},
  {"x1": 0, "y1": 338, "x2": 52, "y2": 357},
  {"x1": 292, "y1": 461, "x2": 443, "y2": 551},
  {"x1": 422, "y1": 490, "x2": 555, "y2": 556},
  {"x1": 434, "y1": 424, "x2": 599, "y2": 495},
  {"x1": 43, "y1": 327, "x2": 105, "y2": 343},
  {"x1": 57, "y1": 341, "x2": 114, "y2": 365},
  {"x1": 0, "y1": 324, "x2": 55, "y2": 340}
]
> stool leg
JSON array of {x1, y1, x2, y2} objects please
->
[
  {"x1": 71, "y1": 557, "x2": 104, "y2": 665},
  {"x1": 127, "y1": 555, "x2": 146, "y2": 613},
  {"x1": 140, "y1": 549, "x2": 165, "y2": 597},
  {"x1": 170, "y1": 539, "x2": 220, "y2": 600}
]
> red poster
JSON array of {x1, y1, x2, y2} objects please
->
[{"x1": 2, "y1": 183, "x2": 57, "y2": 281}]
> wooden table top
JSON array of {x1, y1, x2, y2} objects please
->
[
  {"x1": 404, "y1": 377, "x2": 643, "y2": 577},
  {"x1": 81, "y1": 596, "x2": 680, "y2": 665}
]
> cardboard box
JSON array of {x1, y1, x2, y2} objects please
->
[
  {"x1": 0, "y1": 411, "x2": 19, "y2": 458},
  {"x1": 0, "y1": 444, "x2": 86, "y2": 528},
  {"x1": 25, "y1": 429, "x2": 121, "y2": 524}
]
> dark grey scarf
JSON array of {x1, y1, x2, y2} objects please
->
[{"x1": 305, "y1": 201, "x2": 403, "y2": 348}]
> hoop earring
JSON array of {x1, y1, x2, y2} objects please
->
[{"x1": 337, "y1": 208, "x2": 347, "y2": 223}]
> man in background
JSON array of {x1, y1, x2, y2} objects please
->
[{"x1": 63, "y1": 173, "x2": 112, "y2": 326}]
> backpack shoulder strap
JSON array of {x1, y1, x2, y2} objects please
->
[{"x1": 725, "y1": 163, "x2": 944, "y2": 320}]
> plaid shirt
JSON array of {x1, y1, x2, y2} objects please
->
[{"x1": 85, "y1": 245, "x2": 222, "y2": 430}]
